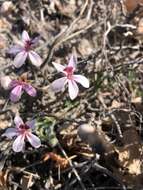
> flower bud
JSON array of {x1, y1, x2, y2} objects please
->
[
  {"x1": 1, "y1": 1, "x2": 13, "y2": 14},
  {"x1": 0, "y1": 76, "x2": 11, "y2": 90}
]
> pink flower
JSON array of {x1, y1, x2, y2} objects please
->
[
  {"x1": 8, "y1": 30, "x2": 42, "y2": 68},
  {"x1": 51, "y1": 54, "x2": 89, "y2": 100},
  {"x1": 2, "y1": 116, "x2": 41, "y2": 152},
  {"x1": 9, "y1": 78, "x2": 37, "y2": 102}
]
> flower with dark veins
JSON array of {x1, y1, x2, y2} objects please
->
[
  {"x1": 2, "y1": 115, "x2": 41, "y2": 152},
  {"x1": 8, "y1": 30, "x2": 42, "y2": 68}
]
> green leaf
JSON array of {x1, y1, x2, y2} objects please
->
[{"x1": 36, "y1": 116, "x2": 58, "y2": 147}]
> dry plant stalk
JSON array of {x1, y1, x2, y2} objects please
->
[
  {"x1": 43, "y1": 152, "x2": 70, "y2": 169},
  {"x1": 0, "y1": 169, "x2": 9, "y2": 189}
]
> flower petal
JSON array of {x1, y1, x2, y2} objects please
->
[
  {"x1": 8, "y1": 45, "x2": 24, "y2": 55},
  {"x1": 12, "y1": 135, "x2": 25, "y2": 152},
  {"x1": 73, "y1": 75, "x2": 89, "y2": 88},
  {"x1": 2, "y1": 128, "x2": 18, "y2": 139},
  {"x1": 26, "y1": 133, "x2": 41, "y2": 148},
  {"x1": 68, "y1": 80, "x2": 79, "y2": 100},
  {"x1": 10, "y1": 85, "x2": 23, "y2": 102},
  {"x1": 9, "y1": 80, "x2": 19, "y2": 89},
  {"x1": 51, "y1": 77, "x2": 67, "y2": 92},
  {"x1": 22, "y1": 30, "x2": 30, "y2": 42},
  {"x1": 26, "y1": 120, "x2": 35, "y2": 130},
  {"x1": 14, "y1": 115, "x2": 24, "y2": 128},
  {"x1": 68, "y1": 54, "x2": 77, "y2": 69},
  {"x1": 52, "y1": 62, "x2": 65, "y2": 73},
  {"x1": 23, "y1": 84, "x2": 37, "y2": 97},
  {"x1": 31, "y1": 36, "x2": 40, "y2": 46},
  {"x1": 13, "y1": 51, "x2": 27, "y2": 68},
  {"x1": 28, "y1": 51, "x2": 42, "y2": 67}
]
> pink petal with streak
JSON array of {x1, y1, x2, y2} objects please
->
[
  {"x1": 31, "y1": 36, "x2": 40, "y2": 46},
  {"x1": 9, "y1": 80, "x2": 19, "y2": 89},
  {"x1": 52, "y1": 62, "x2": 65, "y2": 73},
  {"x1": 2, "y1": 128, "x2": 18, "y2": 139},
  {"x1": 73, "y1": 75, "x2": 89, "y2": 88},
  {"x1": 26, "y1": 120, "x2": 35, "y2": 130},
  {"x1": 68, "y1": 80, "x2": 79, "y2": 100},
  {"x1": 22, "y1": 30, "x2": 30, "y2": 42},
  {"x1": 12, "y1": 134, "x2": 25, "y2": 152},
  {"x1": 14, "y1": 115, "x2": 24, "y2": 128},
  {"x1": 23, "y1": 84, "x2": 37, "y2": 97},
  {"x1": 68, "y1": 54, "x2": 77, "y2": 69},
  {"x1": 13, "y1": 51, "x2": 27, "y2": 68},
  {"x1": 51, "y1": 77, "x2": 67, "y2": 92},
  {"x1": 10, "y1": 85, "x2": 23, "y2": 102},
  {"x1": 28, "y1": 51, "x2": 42, "y2": 67},
  {"x1": 8, "y1": 45, "x2": 24, "y2": 55},
  {"x1": 26, "y1": 133, "x2": 41, "y2": 148}
]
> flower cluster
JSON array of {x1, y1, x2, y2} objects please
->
[{"x1": 2, "y1": 30, "x2": 90, "y2": 152}]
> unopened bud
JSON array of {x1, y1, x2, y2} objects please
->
[
  {"x1": 1, "y1": 1, "x2": 13, "y2": 14},
  {"x1": 0, "y1": 76, "x2": 11, "y2": 90}
]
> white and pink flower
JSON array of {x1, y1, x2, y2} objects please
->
[
  {"x1": 51, "y1": 54, "x2": 89, "y2": 100},
  {"x1": 2, "y1": 115, "x2": 41, "y2": 152},
  {"x1": 9, "y1": 78, "x2": 37, "y2": 102},
  {"x1": 8, "y1": 30, "x2": 42, "y2": 68},
  {"x1": 0, "y1": 75, "x2": 36, "y2": 102}
]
